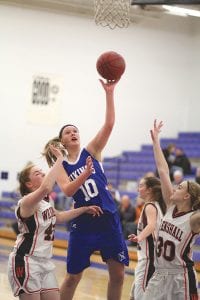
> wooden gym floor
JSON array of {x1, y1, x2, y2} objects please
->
[
  {"x1": 1, "y1": 237, "x2": 199, "y2": 299},
  {"x1": 0, "y1": 238, "x2": 134, "y2": 300}
]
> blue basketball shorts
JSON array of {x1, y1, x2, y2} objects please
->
[{"x1": 66, "y1": 225, "x2": 129, "y2": 274}]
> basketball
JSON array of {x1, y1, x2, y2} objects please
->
[{"x1": 96, "y1": 51, "x2": 126, "y2": 80}]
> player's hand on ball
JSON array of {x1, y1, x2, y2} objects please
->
[{"x1": 99, "y1": 78, "x2": 119, "y2": 93}]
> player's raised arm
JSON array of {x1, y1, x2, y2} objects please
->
[
  {"x1": 43, "y1": 139, "x2": 94, "y2": 197},
  {"x1": 56, "y1": 156, "x2": 94, "y2": 197},
  {"x1": 20, "y1": 145, "x2": 63, "y2": 218},
  {"x1": 150, "y1": 120, "x2": 173, "y2": 207},
  {"x1": 86, "y1": 79, "x2": 119, "y2": 161}
]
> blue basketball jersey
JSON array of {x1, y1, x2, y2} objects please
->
[{"x1": 62, "y1": 148, "x2": 118, "y2": 232}]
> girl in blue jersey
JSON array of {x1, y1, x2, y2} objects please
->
[{"x1": 44, "y1": 79, "x2": 129, "y2": 300}]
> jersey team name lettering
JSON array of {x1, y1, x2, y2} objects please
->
[
  {"x1": 42, "y1": 207, "x2": 55, "y2": 221},
  {"x1": 160, "y1": 220, "x2": 183, "y2": 242},
  {"x1": 70, "y1": 166, "x2": 95, "y2": 181}
]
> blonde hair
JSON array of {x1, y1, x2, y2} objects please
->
[
  {"x1": 18, "y1": 163, "x2": 35, "y2": 196},
  {"x1": 42, "y1": 137, "x2": 66, "y2": 167},
  {"x1": 187, "y1": 181, "x2": 200, "y2": 210}
]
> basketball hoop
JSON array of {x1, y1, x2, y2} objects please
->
[{"x1": 94, "y1": 0, "x2": 131, "y2": 30}]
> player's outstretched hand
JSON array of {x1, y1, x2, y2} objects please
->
[
  {"x1": 128, "y1": 234, "x2": 139, "y2": 243},
  {"x1": 49, "y1": 144, "x2": 64, "y2": 160},
  {"x1": 85, "y1": 205, "x2": 103, "y2": 217},
  {"x1": 150, "y1": 119, "x2": 163, "y2": 143},
  {"x1": 85, "y1": 156, "x2": 94, "y2": 176},
  {"x1": 99, "y1": 78, "x2": 120, "y2": 93}
]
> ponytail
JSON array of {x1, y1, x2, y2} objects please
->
[
  {"x1": 42, "y1": 137, "x2": 66, "y2": 167},
  {"x1": 144, "y1": 176, "x2": 167, "y2": 215},
  {"x1": 188, "y1": 181, "x2": 200, "y2": 210}
]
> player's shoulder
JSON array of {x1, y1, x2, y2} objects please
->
[
  {"x1": 144, "y1": 202, "x2": 157, "y2": 210},
  {"x1": 190, "y1": 210, "x2": 200, "y2": 234},
  {"x1": 143, "y1": 202, "x2": 158, "y2": 216},
  {"x1": 82, "y1": 148, "x2": 89, "y2": 155}
]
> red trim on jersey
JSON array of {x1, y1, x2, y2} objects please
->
[
  {"x1": 24, "y1": 256, "x2": 34, "y2": 292},
  {"x1": 12, "y1": 254, "x2": 21, "y2": 296},
  {"x1": 15, "y1": 211, "x2": 29, "y2": 251},
  {"x1": 140, "y1": 202, "x2": 156, "y2": 291},
  {"x1": 183, "y1": 268, "x2": 188, "y2": 300},
  {"x1": 41, "y1": 288, "x2": 60, "y2": 293},
  {"x1": 172, "y1": 206, "x2": 194, "y2": 218},
  {"x1": 142, "y1": 246, "x2": 149, "y2": 292},
  {"x1": 180, "y1": 232, "x2": 193, "y2": 267},
  {"x1": 180, "y1": 232, "x2": 195, "y2": 300},
  {"x1": 30, "y1": 211, "x2": 39, "y2": 255}
]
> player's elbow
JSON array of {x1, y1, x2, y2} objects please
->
[
  {"x1": 158, "y1": 168, "x2": 169, "y2": 177},
  {"x1": 147, "y1": 223, "x2": 156, "y2": 234},
  {"x1": 61, "y1": 186, "x2": 75, "y2": 197},
  {"x1": 104, "y1": 123, "x2": 114, "y2": 137},
  {"x1": 55, "y1": 213, "x2": 64, "y2": 224},
  {"x1": 107, "y1": 118, "x2": 115, "y2": 129},
  {"x1": 65, "y1": 190, "x2": 74, "y2": 197}
]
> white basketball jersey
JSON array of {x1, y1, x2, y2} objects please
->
[
  {"x1": 155, "y1": 205, "x2": 198, "y2": 269},
  {"x1": 137, "y1": 202, "x2": 163, "y2": 261},
  {"x1": 13, "y1": 199, "x2": 56, "y2": 258}
]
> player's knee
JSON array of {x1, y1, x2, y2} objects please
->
[
  {"x1": 109, "y1": 271, "x2": 124, "y2": 286},
  {"x1": 65, "y1": 273, "x2": 82, "y2": 287}
]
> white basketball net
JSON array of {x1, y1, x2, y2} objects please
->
[{"x1": 94, "y1": 0, "x2": 131, "y2": 29}]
